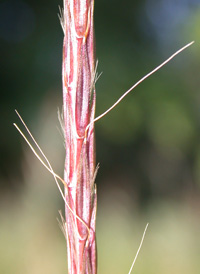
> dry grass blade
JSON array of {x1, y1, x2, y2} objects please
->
[
  {"x1": 14, "y1": 110, "x2": 90, "y2": 233},
  {"x1": 128, "y1": 223, "x2": 149, "y2": 274},
  {"x1": 85, "y1": 41, "x2": 194, "y2": 136}
]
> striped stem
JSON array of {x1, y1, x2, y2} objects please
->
[{"x1": 62, "y1": 1, "x2": 97, "y2": 274}]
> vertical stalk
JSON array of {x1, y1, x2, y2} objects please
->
[{"x1": 62, "y1": 1, "x2": 97, "y2": 274}]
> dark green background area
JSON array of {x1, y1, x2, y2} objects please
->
[
  {"x1": 1, "y1": 0, "x2": 199, "y2": 201},
  {"x1": 0, "y1": 1, "x2": 200, "y2": 273}
]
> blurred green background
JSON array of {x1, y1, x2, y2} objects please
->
[{"x1": 0, "y1": 0, "x2": 200, "y2": 273}]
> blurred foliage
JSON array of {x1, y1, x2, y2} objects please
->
[
  {"x1": 0, "y1": 0, "x2": 200, "y2": 273},
  {"x1": 0, "y1": 182, "x2": 200, "y2": 274}
]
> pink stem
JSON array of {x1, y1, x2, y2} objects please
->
[{"x1": 62, "y1": 1, "x2": 97, "y2": 274}]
